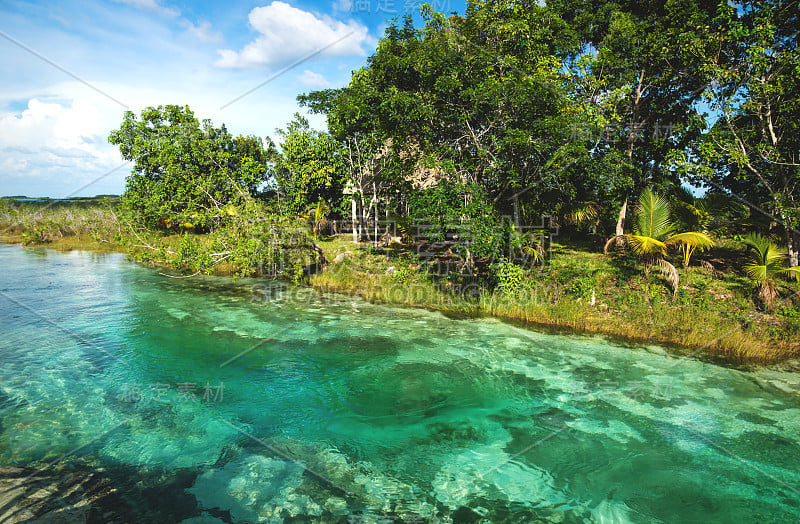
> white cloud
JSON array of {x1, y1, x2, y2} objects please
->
[
  {"x1": 113, "y1": 0, "x2": 179, "y2": 17},
  {"x1": 0, "y1": 0, "x2": 362, "y2": 196},
  {"x1": 298, "y1": 70, "x2": 331, "y2": 88},
  {"x1": 215, "y1": 2, "x2": 371, "y2": 69},
  {"x1": 0, "y1": 98, "x2": 114, "y2": 161},
  {"x1": 0, "y1": 96, "x2": 126, "y2": 196},
  {"x1": 0, "y1": 75, "x2": 322, "y2": 195},
  {"x1": 182, "y1": 20, "x2": 223, "y2": 43}
]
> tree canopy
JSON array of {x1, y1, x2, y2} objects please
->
[{"x1": 109, "y1": 105, "x2": 270, "y2": 231}]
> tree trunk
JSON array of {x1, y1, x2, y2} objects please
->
[
  {"x1": 374, "y1": 198, "x2": 379, "y2": 247},
  {"x1": 780, "y1": 210, "x2": 799, "y2": 267},
  {"x1": 351, "y1": 197, "x2": 357, "y2": 244},
  {"x1": 615, "y1": 69, "x2": 644, "y2": 246},
  {"x1": 615, "y1": 198, "x2": 628, "y2": 242},
  {"x1": 788, "y1": 229, "x2": 799, "y2": 267},
  {"x1": 358, "y1": 194, "x2": 365, "y2": 241}
]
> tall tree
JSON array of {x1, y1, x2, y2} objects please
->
[
  {"x1": 303, "y1": 1, "x2": 589, "y2": 222},
  {"x1": 272, "y1": 114, "x2": 345, "y2": 214},
  {"x1": 552, "y1": 0, "x2": 721, "y2": 236},
  {"x1": 690, "y1": 0, "x2": 800, "y2": 264},
  {"x1": 109, "y1": 105, "x2": 269, "y2": 231}
]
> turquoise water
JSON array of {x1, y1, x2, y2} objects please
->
[{"x1": 1, "y1": 243, "x2": 799, "y2": 523}]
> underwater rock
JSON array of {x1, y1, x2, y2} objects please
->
[{"x1": 187, "y1": 452, "x2": 318, "y2": 523}]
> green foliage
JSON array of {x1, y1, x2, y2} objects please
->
[
  {"x1": 775, "y1": 306, "x2": 800, "y2": 340},
  {"x1": 21, "y1": 227, "x2": 49, "y2": 246},
  {"x1": 627, "y1": 189, "x2": 714, "y2": 262},
  {"x1": 0, "y1": 200, "x2": 124, "y2": 244},
  {"x1": 304, "y1": 199, "x2": 331, "y2": 239},
  {"x1": 209, "y1": 198, "x2": 323, "y2": 279},
  {"x1": 302, "y1": 2, "x2": 594, "y2": 222},
  {"x1": 671, "y1": 191, "x2": 751, "y2": 237},
  {"x1": 607, "y1": 188, "x2": 714, "y2": 297},
  {"x1": 407, "y1": 179, "x2": 524, "y2": 264},
  {"x1": 392, "y1": 267, "x2": 417, "y2": 284},
  {"x1": 740, "y1": 233, "x2": 800, "y2": 311},
  {"x1": 678, "y1": 1, "x2": 800, "y2": 262},
  {"x1": 561, "y1": 271, "x2": 596, "y2": 299},
  {"x1": 273, "y1": 114, "x2": 345, "y2": 214},
  {"x1": 109, "y1": 105, "x2": 270, "y2": 231},
  {"x1": 490, "y1": 260, "x2": 525, "y2": 295},
  {"x1": 171, "y1": 234, "x2": 213, "y2": 273}
]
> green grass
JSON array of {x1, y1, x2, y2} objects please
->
[
  {"x1": 312, "y1": 238, "x2": 800, "y2": 365},
  {"x1": 0, "y1": 200, "x2": 123, "y2": 245}
]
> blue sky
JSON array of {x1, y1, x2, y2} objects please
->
[{"x1": 0, "y1": 0, "x2": 465, "y2": 197}]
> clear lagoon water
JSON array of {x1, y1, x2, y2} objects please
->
[{"x1": 1, "y1": 243, "x2": 799, "y2": 523}]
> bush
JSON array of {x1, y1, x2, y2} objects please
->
[
  {"x1": 564, "y1": 275, "x2": 595, "y2": 299},
  {"x1": 491, "y1": 260, "x2": 525, "y2": 295},
  {"x1": 392, "y1": 268, "x2": 417, "y2": 284}
]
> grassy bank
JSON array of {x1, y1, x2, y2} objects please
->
[
  {"x1": 310, "y1": 239, "x2": 800, "y2": 365},
  {"x1": 3, "y1": 201, "x2": 798, "y2": 365}
]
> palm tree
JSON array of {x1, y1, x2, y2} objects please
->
[
  {"x1": 562, "y1": 200, "x2": 602, "y2": 234},
  {"x1": 304, "y1": 199, "x2": 330, "y2": 239},
  {"x1": 604, "y1": 189, "x2": 714, "y2": 298},
  {"x1": 740, "y1": 233, "x2": 800, "y2": 311},
  {"x1": 515, "y1": 230, "x2": 545, "y2": 266}
]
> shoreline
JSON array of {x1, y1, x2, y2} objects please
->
[
  {"x1": 308, "y1": 277, "x2": 790, "y2": 370},
  {"x1": 3, "y1": 235, "x2": 797, "y2": 368}
]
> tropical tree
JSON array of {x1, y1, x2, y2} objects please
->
[
  {"x1": 672, "y1": 190, "x2": 752, "y2": 239},
  {"x1": 301, "y1": 3, "x2": 589, "y2": 220},
  {"x1": 605, "y1": 188, "x2": 714, "y2": 297},
  {"x1": 109, "y1": 105, "x2": 269, "y2": 231},
  {"x1": 305, "y1": 199, "x2": 330, "y2": 239},
  {"x1": 676, "y1": 1, "x2": 800, "y2": 265},
  {"x1": 273, "y1": 114, "x2": 345, "y2": 214},
  {"x1": 552, "y1": 0, "x2": 721, "y2": 238},
  {"x1": 740, "y1": 233, "x2": 800, "y2": 311}
]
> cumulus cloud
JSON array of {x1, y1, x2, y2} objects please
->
[
  {"x1": 215, "y1": 2, "x2": 370, "y2": 69},
  {"x1": 0, "y1": 76, "x2": 313, "y2": 196},
  {"x1": 298, "y1": 70, "x2": 331, "y2": 88},
  {"x1": 0, "y1": 96, "x2": 126, "y2": 196},
  {"x1": 0, "y1": 98, "x2": 106, "y2": 156}
]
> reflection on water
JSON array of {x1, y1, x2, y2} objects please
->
[{"x1": 1, "y1": 244, "x2": 799, "y2": 522}]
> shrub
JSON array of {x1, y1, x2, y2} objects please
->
[{"x1": 491, "y1": 260, "x2": 525, "y2": 295}]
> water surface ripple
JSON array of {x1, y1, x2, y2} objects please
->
[{"x1": 1, "y1": 244, "x2": 799, "y2": 522}]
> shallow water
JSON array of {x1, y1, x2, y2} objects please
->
[{"x1": 0, "y1": 243, "x2": 798, "y2": 523}]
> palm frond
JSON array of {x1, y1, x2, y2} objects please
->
[
  {"x1": 655, "y1": 258, "x2": 679, "y2": 299},
  {"x1": 744, "y1": 262, "x2": 769, "y2": 283},
  {"x1": 782, "y1": 266, "x2": 800, "y2": 282},
  {"x1": 667, "y1": 231, "x2": 714, "y2": 268},
  {"x1": 626, "y1": 234, "x2": 667, "y2": 257},
  {"x1": 741, "y1": 233, "x2": 788, "y2": 278},
  {"x1": 635, "y1": 188, "x2": 674, "y2": 240},
  {"x1": 565, "y1": 201, "x2": 601, "y2": 225},
  {"x1": 518, "y1": 232, "x2": 545, "y2": 264},
  {"x1": 666, "y1": 232, "x2": 714, "y2": 249}
]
